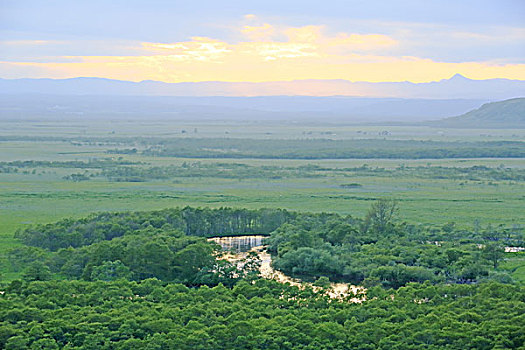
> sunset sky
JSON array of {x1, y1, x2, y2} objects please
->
[{"x1": 1, "y1": 0, "x2": 524, "y2": 83}]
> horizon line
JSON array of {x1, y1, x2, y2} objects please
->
[{"x1": 1, "y1": 73, "x2": 524, "y2": 85}]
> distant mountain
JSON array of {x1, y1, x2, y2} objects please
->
[
  {"x1": 1, "y1": 74, "x2": 524, "y2": 100},
  {"x1": 434, "y1": 98, "x2": 525, "y2": 128},
  {"x1": 0, "y1": 94, "x2": 487, "y2": 123}
]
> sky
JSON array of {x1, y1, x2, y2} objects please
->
[{"x1": 1, "y1": 0, "x2": 524, "y2": 83}]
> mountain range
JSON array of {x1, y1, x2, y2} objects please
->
[
  {"x1": 1, "y1": 75, "x2": 524, "y2": 124},
  {"x1": 1, "y1": 74, "x2": 524, "y2": 100}
]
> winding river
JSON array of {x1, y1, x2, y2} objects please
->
[
  {"x1": 208, "y1": 236, "x2": 524, "y2": 302},
  {"x1": 208, "y1": 235, "x2": 365, "y2": 301}
]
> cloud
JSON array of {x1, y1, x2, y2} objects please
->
[
  {"x1": 242, "y1": 23, "x2": 276, "y2": 42},
  {"x1": 136, "y1": 23, "x2": 396, "y2": 64},
  {"x1": 3, "y1": 52, "x2": 524, "y2": 85},
  {"x1": 284, "y1": 25, "x2": 323, "y2": 43},
  {"x1": 141, "y1": 38, "x2": 231, "y2": 62},
  {"x1": 1, "y1": 19, "x2": 524, "y2": 84},
  {"x1": 240, "y1": 41, "x2": 318, "y2": 61}
]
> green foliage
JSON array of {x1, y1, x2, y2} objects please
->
[
  {"x1": 363, "y1": 198, "x2": 398, "y2": 234},
  {"x1": 22, "y1": 262, "x2": 51, "y2": 282},
  {"x1": 91, "y1": 260, "x2": 132, "y2": 281},
  {"x1": 313, "y1": 276, "x2": 331, "y2": 288},
  {"x1": 16, "y1": 207, "x2": 293, "y2": 251},
  {"x1": 7, "y1": 208, "x2": 287, "y2": 285},
  {"x1": 482, "y1": 242, "x2": 505, "y2": 269},
  {"x1": 10, "y1": 205, "x2": 523, "y2": 288},
  {"x1": 0, "y1": 122, "x2": 524, "y2": 348},
  {"x1": 0, "y1": 280, "x2": 523, "y2": 349},
  {"x1": 141, "y1": 138, "x2": 525, "y2": 159},
  {"x1": 53, "y1": 234, "x2": 219, "y2": 283},
  {"x1": 267, "y1": 201, "x2": 520, "y2": 287}
]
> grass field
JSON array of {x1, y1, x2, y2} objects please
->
[
  {"x1": 500, "y1": 253, "x2": 525, "y2": 284},
  {"x1": 1, "y1": 120, "x2": 523, "y2": 281}
]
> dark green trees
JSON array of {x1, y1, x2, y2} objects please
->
[
  {"x1": 482, "y1": 243, "x2": 505, "y2": 269},
  {"x1": 91, "y1": 260, "x2": 132, "y2": 281},
  {"x1": 363, "y1": 198, "x2": 399, "y2": 235},
  {"x1": 22, "y1": 262, "x2": 51, "y2": 282},
  {"x1": 0, "y1": 280, "x2": 523, "y2": 349}
]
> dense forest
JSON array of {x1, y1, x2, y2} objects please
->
[
  {"x1": 1, "y1": 279, "x2": 523, "y2": 349},
  {"x1": 14, "y1": 207, "x2": 293, "y2": 250},
  {"x1": 2, "y1": 204, "x2": 524, "y2": 349},
  {"x1": 267, "y1": 200, "x2": 520, "y2": 287}
]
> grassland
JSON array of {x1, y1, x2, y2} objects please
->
[
  {"x1": 0, "y1": 120, "x2": 523, "y2": 281},
  {"x1": 501, "y1": 253, "x2": 525, "y2": 284}
]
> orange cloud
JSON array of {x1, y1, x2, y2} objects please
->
[
  {"x1": 141, "y1": 38, "x2": 231, "y2": 62},
  {"x1": 284, "y1": 25, "x2": 324, "y2": 43},
  {"x1": 3, "y1": 52, "x2": 524, "y2": 85},
  {"x1": 242, "y1": 23, "x2": 276, "y2": 41},
  {"x1": 2, "y1": 21, "x2": 524, "y2": 85}
]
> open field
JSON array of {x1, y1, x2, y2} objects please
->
[
  {"x1": 1, "y1": 120, "x2": 523, "y2": 281},
  {"x1": 1, "y1": 120, "x2": 524, "y2": 141},
  {"x1": 501, "y1": 253, "x2": 525, "y2": 284}
]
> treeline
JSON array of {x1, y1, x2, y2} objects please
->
[
  {"x1": 3, "y1": 135, "x2": 524, "y2": 159},
  {"x1": 49, "y1": 162, "x2": 525, "y2": 183},
  {"x1": 13, "y1": 205, "x2": 522, "y2": 288},
  {"x1": 0, "y1": 279, "x2": 523, "y2": 349},
  {"x1": 268, "y1": 222, "x2": 513, "y2": 288},
  {"x1": 143, "y1": 138, "x2": 525, "y2": 159},
  {"x1": 10, "y1": 232, "x2": 259, "y2": 286},
  {"x1": 392, "y1": 164, "x2": 525, "y2": 182},
  {"x1": 0, "y1": 159, "x2": 137, "y2": 169},
  {"x1": 100, "y1": 163, "x2": 322, "y2": 182},
  {"x1": 0, "y1": 158, "x2": 140, "y2": 176},
  {"x1": 264, "y1": 200, "x2": 524, "y2": 287},
  {"x1": 5, "y1": 160, "x2": 525, "y2": 183},
  {"x1": 15, "y1": 207, "x2": 295, "y2": 251},
  {"x1": 99, "y1": 163, "x2": 525, "y2": 182}
]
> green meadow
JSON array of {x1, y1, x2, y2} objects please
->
[{"x1": 1, "y1": 121, "x2": 523, "y2": 280}]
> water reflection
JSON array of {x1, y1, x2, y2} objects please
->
[{"x1": 208, "y1": 235, "x2": 267, "y2": 253}]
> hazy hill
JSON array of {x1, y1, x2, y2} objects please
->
[
  {"x1": 0, "y1": 94, "x2": 486, "y2": 123},
  {"x1": 1, "y1": 74, "x2": 524, "y2": 100},
  {"x1": 435, "y1": 98, "x2": 525, "y2": 128},
  {"x1": 2, "y1": 75, "x2": 524, "y2": 123}
]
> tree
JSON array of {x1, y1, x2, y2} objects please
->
[
  {"x1": 22, "y1": 262, "x2": 51, "y2": 282},
  {"x1": 173, "y1": 242, "x2": 215, "y2": 283},
  {"x1": 5, "y1": 336, "x2": 29, "y2": 350},
  {"x1": 364, "y1": 199, "x2": 399, "y2": 234},
  {"x1": 482, "y1": 243, "x2": 504, "y2": 269},
  {"x1": 91, "y1": 260, "x2": 132, "y2": 281}
]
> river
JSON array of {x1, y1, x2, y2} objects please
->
[
  {"x1": 207, "y1": 235, "x2": 365, "y2": 301},
  {"x1": 208, "y1": 235, "x2": 523, "y2": 302}
]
